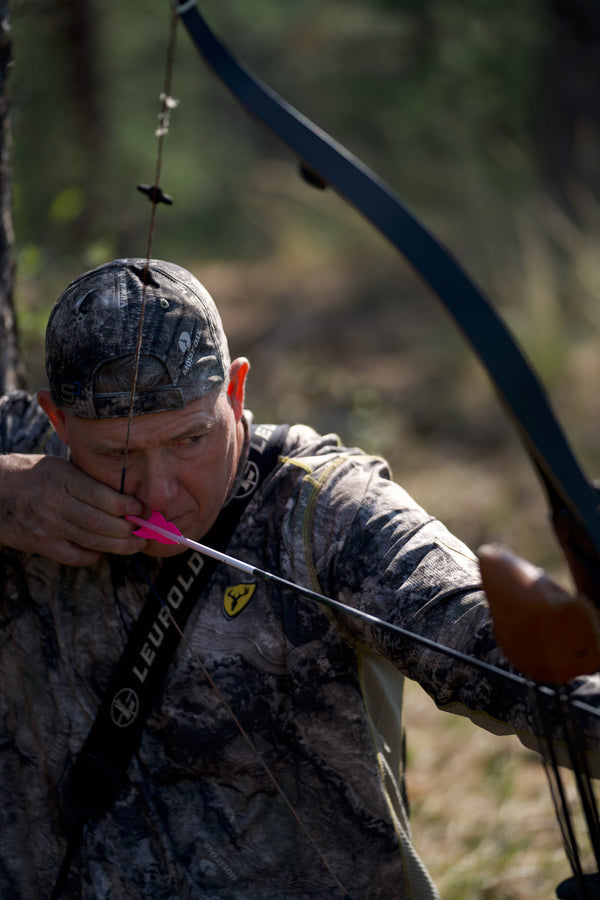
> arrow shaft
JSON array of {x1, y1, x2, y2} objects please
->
[{"x1": 127, "y1": 516, "x2": 599, "y2": 706}]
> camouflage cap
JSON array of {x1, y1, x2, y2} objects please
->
[{"x1": 45, "y1": 258, "x2": 231, "y2": 418}]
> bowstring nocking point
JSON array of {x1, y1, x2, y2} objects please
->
[{"x1": 136, "y1": 183, "x2": 174, "y2": 206}]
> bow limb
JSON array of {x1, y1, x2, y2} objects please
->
[{"x1": 173, "y1": 0, "x2": 600, "y2": 580}]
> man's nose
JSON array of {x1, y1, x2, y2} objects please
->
[{"x1": 134, "y1": 454, "x2": 178, "y2": 513}]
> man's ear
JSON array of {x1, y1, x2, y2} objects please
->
[
  {"x1": 227, "y1": 357, "x2": 250, "y2": 421},
  {"x1": 37, "y1": 389, "x2": 70, "y2": 443}
]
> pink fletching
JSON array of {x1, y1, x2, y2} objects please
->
[{"x1": 126, "y1": 510, "x2": 182, "y2": 545}]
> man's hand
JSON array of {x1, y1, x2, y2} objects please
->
[{"x1": 0, "y1": 454, "x2": 147, "y2": 566}]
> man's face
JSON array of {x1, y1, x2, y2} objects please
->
[{"x1": 45, "y1": 360, "x2": 248, "y2": 557}]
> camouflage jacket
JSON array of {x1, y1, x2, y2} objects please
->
[{"x1": 0, "y1": 391, "x2": 598, "y2": 900}]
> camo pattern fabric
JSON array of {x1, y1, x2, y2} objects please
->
[{"x1": 0, "y1": 391, "x2": 599, "y2": 900}]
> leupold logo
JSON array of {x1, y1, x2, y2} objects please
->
[
  {"x1": 234, "y1": 460, "x2": 260, "y2": 498},
  {"x1": 111, "y1": 688, "x2": 140, "y2": 728}
]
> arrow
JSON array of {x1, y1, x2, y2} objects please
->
[{"x1": 124, "y1": 511, "x2": 600, "y2": 715}]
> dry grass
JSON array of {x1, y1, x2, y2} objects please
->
[{"x1": 403, "y1": 679, "x2": 592, "y2": 900}]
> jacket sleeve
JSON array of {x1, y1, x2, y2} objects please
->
[
  {"x1": 0, "y1": 390, "x2": 65, "y2": 455},
  {"x1": 279, "y1": 440, "x2": 600, "y2": 772}
]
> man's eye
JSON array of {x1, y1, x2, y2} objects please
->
[{"x1": 174, "y1": 435, "x2": 203, "y2": 448}]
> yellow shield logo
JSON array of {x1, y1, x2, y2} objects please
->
[{"x1": 223, "y1": 583, "x2": 256, "y2": 619}]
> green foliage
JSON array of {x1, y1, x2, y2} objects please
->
[{"x1": 9, "y1": 0, "x2": 546, "y2": 275}]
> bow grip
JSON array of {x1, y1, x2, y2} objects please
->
[{"x1": 478, "y1": 543, "x2": 600, "y2": 683}]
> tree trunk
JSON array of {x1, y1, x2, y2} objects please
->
[
  {"x1": 535, "y1": 0, "x2": 600, "y2": 219},
  {"x1": 0, "y1": 0, "x2": 23, "y2": 393}
]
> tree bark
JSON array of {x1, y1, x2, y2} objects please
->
[{"x1": 0, "y1": 0, "x2": 23, "y2": 393}]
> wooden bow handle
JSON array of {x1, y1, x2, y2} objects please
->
[{"x1": 478, "y1": 544, "x2": 600, "y2": 683}]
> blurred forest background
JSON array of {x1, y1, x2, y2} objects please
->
[{"x1": 6, "y1": 0, "x2": 600, "y2": 896}]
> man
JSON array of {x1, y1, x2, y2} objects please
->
[{"x1": 0, "y1": 258, "x2": 597, "y2": 900}]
